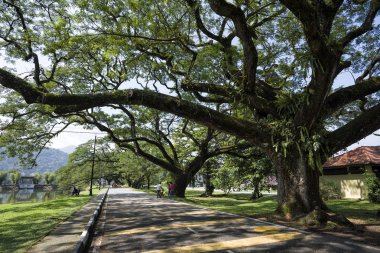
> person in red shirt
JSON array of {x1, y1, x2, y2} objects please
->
[{"x1": 168, "y1": 182, "x2": 175, "y2": 200}]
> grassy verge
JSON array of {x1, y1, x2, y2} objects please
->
[
  {"x1": 175, "y1": 189, "x2": 380, "y2": 223},
  {"x1": 0, "y1": 188, "x2": 100, "y2": 253},
  {"x1": 177, "y1": 189, "x2": 277, "y2": 218},
  {"x1": 326, "y1": 199, "x2": 380, "y2": 223},
  {"x1": 142, "y1": 187, "x2": 380, "y2": 224}
]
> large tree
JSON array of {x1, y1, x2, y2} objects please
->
[
  {"x1": 0, "y1": 0, "x2": 379, "y2": 218},
  {"x1": 80, "y1": 106, "x2": 251, "y2": 197}
]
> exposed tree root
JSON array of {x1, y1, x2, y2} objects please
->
[{"x1": 299, "y1": 207, "x2": 357, "y2": 231}]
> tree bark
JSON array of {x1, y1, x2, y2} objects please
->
[
  {"x1": 250, "y1": 182, "x2": 262, "y2": 200},
  {"x1": 272, "y1": 149, "x2": 326, "y2": 218},
  {"x1": 147, "y1": 175, "x2": 150, "y2": 190},
  {"x1": 173, "y1": 171, "x2": 192, "y2": 198},
  {"x1": 203, "y1": 162, "x2": 213, "y2": 196}
]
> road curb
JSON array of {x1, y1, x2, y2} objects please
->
[{"x1": 73, "y1": 187, "x2": 109, "y2": 253}]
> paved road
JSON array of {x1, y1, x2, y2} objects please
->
[{"x1": 89, "y1": 188, "x2": 380, "y2": 253}]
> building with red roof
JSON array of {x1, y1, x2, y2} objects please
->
[{"x1": 321, "y1": 146, "x2": 380, "y2": 199}]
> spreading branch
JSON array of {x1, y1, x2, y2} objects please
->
[
  {"x1": 339, "y1": 0, "x2": 380, "y2": 49},
  {"x1": 326, "y1": 103, "x2": 380, "y2": 153},
  {"x1": 322, "y1": 77, "x2": 380, "y2": 118},
  {"x1": 0, "y1": 68, "x2": 271, "y2": 146},
  {"x1": 208, "y1": 0, "x2": 258, "y2": 94},
  {"x1": 181, "y1": 81, "x2": 277, "y2": 116}
]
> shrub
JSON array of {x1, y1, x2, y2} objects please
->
[
  {"x1": 365, "y1": 174, "x2": 380, "y2": 203},
  {"x1": 320, "y1": 181, "x2": 341, "y2": 200}
]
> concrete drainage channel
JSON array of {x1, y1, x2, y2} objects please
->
[{"x1": 73, "y1": 187, "x2": 109, "y2": 253}]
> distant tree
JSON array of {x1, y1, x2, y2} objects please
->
[
  {"x1": 228, "y1": 148, "x2": 274, "y2": 200},
  {"x1": 32, "y1": 173, "x2": 43, "y2": 184},
  {"x1": 44, "y1": 173, "x2": 56, "y2": 185},
  {"x1": 209, "y1": 148, "x2": 274, "y2": 198},
  {"x1": 0, "y1": 171, "x2": 7, "y2": 185},
  {"x1": 56, "y1": 138, "x2": 120, "y2": 191},
  {"x1": 8, "y1": 170, "x2": 21, "y2": 185},
  {"x1": 56, "y1": 143, "x2": 90, "y2": 191},
  {"x1": 201, "y1": 159, "x2": 219, "y2": 196},
  {"x1": 213, "y1": 165, "x2": 238, "y2": 195},
  {"x1": 117, "y1": 149, "x2": 161, "y2": 189}
]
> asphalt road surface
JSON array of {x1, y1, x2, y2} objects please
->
[{"x1": 89, "y1": 188, "x2": 380, "y2": 253}]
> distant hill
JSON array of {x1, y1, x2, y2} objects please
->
[
  {"x1": 0, "y1": 148, "x2": 68, "y2": 175},
  {"x1": 59, "y1": 145, "x2": 77, "y2": 154}
]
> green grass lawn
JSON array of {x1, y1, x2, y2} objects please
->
[
  {"x1": 326, "y1": 198, "x2": 380, "y2": 223},
  {"x1": 0, "y1": 189, "x2": 99, "y2": 253},
  {"x1": 177, "y1": 189, "x2": 278, "y2": 218},
  {"x1": 174, "y1": 189, "x2": 380, "y2": 223}
]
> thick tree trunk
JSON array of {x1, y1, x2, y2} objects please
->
[
  {"x1": 173, "y1": 154, "x2": 208, "y2": 197},
  {"x1": 173, "y1": 172, "x2": 192, "y2": 198},
  {"x1": 272, "y1": 150, "x2": 326, "y2": 218}
]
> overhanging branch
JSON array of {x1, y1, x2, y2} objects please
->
[
  {"x1": 0, "y1": 68, "x2": 271, "y2": 146},
  {"x1": 339, "y1": 0, "x2": 380, "y2": 49},
  {"x1": 323, "y1": 77, "x2": 380, "y2": 118},
  {"x1": 326, "y1": 103, "x2": 380, "y2": 153},
  {"x1": 181, "y1": 81, "x2": 277, "y2": 116}
]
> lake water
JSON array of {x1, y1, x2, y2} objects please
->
[{"x1": 0, "y1": 189, "x2": 64, "y2": 204}]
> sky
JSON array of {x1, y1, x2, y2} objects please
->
[{"x1": 48, "y1": 127, "x2": 107, "y2": 149}]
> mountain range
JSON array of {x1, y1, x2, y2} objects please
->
[
  {"x1": 0, "y1": 148, "x2": 69, "y2": 175},
  {"x1": 58, "y1": 145, "x2": 77, "y2": 154}
]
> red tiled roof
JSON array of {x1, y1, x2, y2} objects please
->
[{"x1": 323, "y1": 146, "x2": 380, "y2": 168}]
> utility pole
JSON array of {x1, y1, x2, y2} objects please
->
[{"x1": 89, "y1": 135, "x2": 97, "y2": 196}]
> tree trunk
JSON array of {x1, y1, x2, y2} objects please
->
[
  {"x1": 272, "y1": 150, "x2": 326, "y2": 218},
  {"x1": 147, "y1": 175, "x2": 150, "y2": 190},
  {"x1": 174, "y1": 172, "x2": 191, "y2": 197},
  {"x1": 203, "y1": 162, "x2": 213, "y2": 196},
  {"x1": 250, "y1": 182, "x2": 262, "y2": 200},
  {"x1": 173, "y1": 154, "x2": 208, "y2": 197}
]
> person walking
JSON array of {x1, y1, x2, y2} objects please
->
[
  {"x1": 168, "y1": 182, "x2": 175, "y2": 200},
  {"x1": 156, "y1": 182, "x2": 163, "y2": 198}
]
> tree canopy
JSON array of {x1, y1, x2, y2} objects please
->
[
  {"x1": 56, "y1": 137, "x2": 124, "y2": 191},
  {"x1": 0, "y1": 0, "x2": 379, "y2": 217}
]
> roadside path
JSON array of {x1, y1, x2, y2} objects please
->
[
  {"x1": 28, "y1": 189, "x2": 107, "y2": 253},
  {"x1": 89, "y1": 188, "x2": 380, "y2": 252}
]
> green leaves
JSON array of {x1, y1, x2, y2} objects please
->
[{"x1": 0, "y1": 0, "x2": 379, "y2": 215}]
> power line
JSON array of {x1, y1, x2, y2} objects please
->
[{"x1": 57, "y1": 130, "x2": 107, "y2": 134}]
